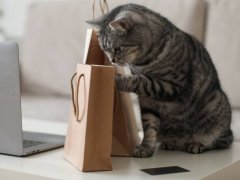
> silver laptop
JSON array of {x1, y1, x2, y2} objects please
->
[{"x1": 0, "y1": 42, "x2": 65, "y2": 156}]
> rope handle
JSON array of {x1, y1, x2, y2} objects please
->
[
  {"x1": 71, "y1": 73, "x2": 86, "y2": 122},
  {"x1": 92, "y1": 0, "x2": 109, "y2": 20}
]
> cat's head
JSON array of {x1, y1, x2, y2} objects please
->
[{"x1": 87, "y1": 4, "x2": 154, "y2": 65}]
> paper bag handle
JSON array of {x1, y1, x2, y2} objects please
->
[
  {"x1": 92, "y1": 0, "x2": 109, "y2": 20},
  {"x1": 71, "y1": 73, "x2": 86, "y2": 122}
]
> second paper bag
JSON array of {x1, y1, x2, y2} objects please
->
[{"x1": 83, "y1": 29, "x2": 141, "y2": 156}]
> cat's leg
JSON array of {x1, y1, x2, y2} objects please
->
[
  {"x1": 183, "y1": 130, "x2": 233, "y2": 154},
  {"x1": 183, "y1": 134, "x2": 233, "y2": 154},
  {"x1": 115, "y1": 74, "x2": 144, "y2": 92},
  {"x1": 116, "y1": 74, "x2": 185, "y2": 100},
  {"x1": 133, "y1": 113, "x2": 160, "y2": 158}
]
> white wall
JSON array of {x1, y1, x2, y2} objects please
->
[
  {"x1": 1, "y1": 0, "x2": 33, "y2": 37},
  {"x1": 1, "y1": 0, "x2": 59, "y2": 37}
]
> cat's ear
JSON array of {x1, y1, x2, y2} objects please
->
[
  {"x1": 109, "y1": 18, "x2": 131, "y2": 34},
  {"x1": 86, "y1": 16, "x2": 104, "y2": 31}
]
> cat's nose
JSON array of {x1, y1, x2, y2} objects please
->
[{"x1": 112, "y1": 59, "x2": 116, "y2": 63}]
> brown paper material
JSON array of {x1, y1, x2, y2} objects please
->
[{"x1": 64, "y1": 64, "x2": 115, "y2": 171}]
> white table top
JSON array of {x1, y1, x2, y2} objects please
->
[{"x1": 0, "y1": 118, "x2": 240, "y2": 180}]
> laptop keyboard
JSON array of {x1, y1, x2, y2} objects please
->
[{"x1": 23, "y1": 139, "x2": 45, "y2": 148}]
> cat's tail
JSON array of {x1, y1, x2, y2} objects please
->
[{"x1": 213, "y1": 130, "x2": 233, "y2": 149}]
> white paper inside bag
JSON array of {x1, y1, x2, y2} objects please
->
[
  {"x1": 83, "y1": 29, "x2": 93, "y2": 64},
  {"x1": 115, "y1": 65, "x2": 143, "y2": 143}
]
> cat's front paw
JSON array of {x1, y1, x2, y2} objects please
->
[
  {"x1": 133, "y1": 145, "x2": 154, "y2": 158},
  {"x1": 185, "y1": 143, "x2": 205, "y2": 154}
]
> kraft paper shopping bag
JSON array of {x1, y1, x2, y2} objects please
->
[{"x1": 64, "y1": 63, "x2": 115, "y2": 172}]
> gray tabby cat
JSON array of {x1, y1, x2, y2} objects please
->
[{"x1": 88, "y1": 4, "x2": 233, "y2": 157}]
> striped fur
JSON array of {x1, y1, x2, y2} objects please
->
[{"x1": 88, "y1": 4, "x2": 233, "y2": 157}]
